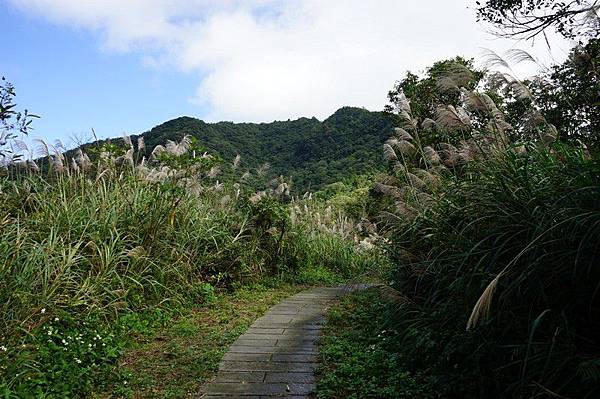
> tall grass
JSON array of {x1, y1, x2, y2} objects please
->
[
  {"x1": 0, "y1": 137, "x2": 377, "y2": 396},
  {"x1": 374, "y1": 61, "x2": 600, "y2": 397}
]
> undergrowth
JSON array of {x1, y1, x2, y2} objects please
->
[
  {"x1": 0, "y1": 137, "x2": 381, "y2": 397},
  {"x1": 316, "y1": 288, "x2": 431, "y2": 399}
]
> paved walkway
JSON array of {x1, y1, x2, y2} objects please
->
[{"x1": 201, "y1": 286, "x2": 364, "y2": 398}]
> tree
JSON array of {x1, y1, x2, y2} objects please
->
[
  {"x1": 476, "y1": 0, "x2": 600, "y2": 40},
  {"x1": 531, "y1": 38, "x2": 600, "y2": 147},
  {"x1": 0, "y1": 77, "x2": 37, "y2": 160},
  {"x1": 384, "y1": 57, "x2": 485, "y2": 144}
]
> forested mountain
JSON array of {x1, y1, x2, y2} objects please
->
[{"x1": 137, "y1": 107, "x2": 394, "y2": 192}]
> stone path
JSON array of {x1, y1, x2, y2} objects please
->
[{"x1": 201, "y1": 286, "x2": 364, "y2": 398}]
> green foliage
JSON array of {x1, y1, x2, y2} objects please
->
[
  {"x1": 0, "y1": 133, "x2": 374, "y2": 396},
  {"x1": 189, "y1": 282, "x2": 217, "y2": 305},
  {"x1": 0, "y1": 312, "x2": 128, "y2": 397},
  {"x1": 0, "y1": 77, "x2": 38, "y2": 159},
  {"x1": 385, "y1": 57, "x2": 483, "y2": 122},
  {"x1": 135, "y1": 107, "x2": 394, "y2": 193},
  {"x1": 384, "y1": 145, "x2": 600, "y2": 398},
  {"x1": 369, "y1": 52, "x2": 600, "y2": 397},
  {"x1": 532, "y1": 38, "x2": 600, "y2": 149},
  {"x1": 316, "y1": 289, "x2": 433, "y2": 399}
]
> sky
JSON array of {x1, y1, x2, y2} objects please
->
[{"x1": 1, "y1": 0, "x2": 574, "y2": 147}]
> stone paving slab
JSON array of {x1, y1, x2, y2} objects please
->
[{"x1": 199, "y1": 285, "x2": 367, "y2": 398}]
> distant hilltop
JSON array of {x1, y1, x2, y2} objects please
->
[{"x1": 133, "y1": 107, "x2": 394, "y2": 192}]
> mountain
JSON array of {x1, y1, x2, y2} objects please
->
[
  {"x1": 132, "y1": 107, "x2": 393, "y2": 192},
  {"x1": 139, "y1": 107, "x2": 394, "y2": 193}
]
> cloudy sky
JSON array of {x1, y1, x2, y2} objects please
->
[{"x1": 2, "y1": 0, "x2": 573, "y2": 144}]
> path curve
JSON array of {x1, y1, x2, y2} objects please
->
[{"x1": 201, "y1": 285, "x2": 365, "y2": 398}]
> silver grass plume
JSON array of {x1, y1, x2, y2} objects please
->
[
  {"x1": 27, "y1": 159, "x2": 40, "y2": 172},
  {"x1": 481, "y1": 49, "x2": 511, "y2": 70},
  {"x1": 438, "y1": 143, "x2": 459, "y2": 167},
  {"x1": 461, "y1": 89, "x2": 505, "y2": 122},
  {"x1": 505, "y1": 48, "x2": 539, "y2": 66},
  {"x1": 436, "y1": 62, "x2": 475, "y2": 92},
  {"x1": 395, "y1": 91, "x2": 411, "y2": 114},
  {"x1": 257, "y1": 163, "x2": 271, "y2": 177},
  {"x1": 50, "y1": 155, "x2": 65, "y2": 173},
  {"x1": 383, "y1": 143, "x2": 398, "y2": 162},
  {"x1": 541, "y1": 124, "x2": 558, "y2": 145},
  {"x1": 123, "y1": 134, "x2": 133, "y2": 150},
  {"x1": 406, "y1": 172, "x2": 426, "y2": 190},
  {"x1": 116, "y1": 148, "x2": 134, "y2": 166},
  {"x1": 71, "y1": 158, "x2": 80, "y2": 173},
  {"x1": 421, "y1": 118, "x2": 438, "y2": 130},
  {"x1": 12, "y1": 139, "x2": 29, "y2": 156},
  {"x1": 151, "y1": 145, "x2": 166, "y2": 158},
  {"x1": 394, "y1": 201, "x2": 416, "y2": 220},
  {"x1": 75, "y1": 148, "x2": 92, "y2": 171},
  {"x1": 249, "y1": 191, "x2": 265, "y2": 204},
  {"x1": 417, "y1": 192, "x2": 435, "y2": 205},
  {"x1": 414, "y1": 169, "x2": 440, "y2": 187},
  {"x1": 34, "y1": 139, "x2": 50, "y2": 158},
  {"x1": 53, "y1": 140, "x2": 67, "y2": 154},
  {"x1": 165, "y1": 135, "x2": 192, "y2": 156},
  {"x1": 232, "y1": 154, "x2": 241, "y2": 170},
  {"x1": 220, "y1": 195, "x2": 231, "y2": 206},
  {"x1": 423, "y1": 146, "x2": 441, "y2": 165},
  {"x1": 392, "y1": 161, "x2": 407, "y2": 174},
  {"x1": 207, "y1": 166, "x2": 220, "y2": 179},
  {"x1": 513, "y1": 144, "x2": 527, "y2": 156},
  {"x1": 388, "y1": 137, "x2": 416, "y2": 157},
  {"x1": 394, "y1": 127, "x2": 413, "y2": 141},
  {"x1": 508, "y1": 79, "x2": 533, "y2": 101},
  {"x1": 372, "y1": 182, "x2": 404, "y2": 200},
  {"x1": 137, "y1": 136, "x2": 145, "y2": 152},
  {"x1": 274, "y1": 182, "x2": 289, "y2": 196},
  {"x1": 435, "y1": 105, "x2": 472, "y2": 130}
]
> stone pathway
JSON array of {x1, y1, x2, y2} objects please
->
[{"x1": 201, "y1": 286, "x2": 364, "y2": 398}]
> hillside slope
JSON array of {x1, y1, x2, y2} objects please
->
[{"x1": 139, "y1": 107, "x2": 394, "y2": 192}]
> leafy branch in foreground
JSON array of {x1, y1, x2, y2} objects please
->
[
  {"x1": 0, "y1": 77, "x2": 38, "y2": 161},
  {"x1": 476, "y1": 0, "x2": 600, "y2": 40}
]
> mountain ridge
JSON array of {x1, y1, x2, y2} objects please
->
[{"x1": 137, "y1": 106, "x2": 394, "y2": 192}]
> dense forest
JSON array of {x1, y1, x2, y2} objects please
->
[{"x1": 133, "y1": 107, "x2": 393, "y2": 193}]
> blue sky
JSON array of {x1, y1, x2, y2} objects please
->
[
  {"x1": 2, "y1": 1, "x2": 572, "y2": 148},
  {"x1": 1, "y1": 5, "x2": 204, "y2": 146}
]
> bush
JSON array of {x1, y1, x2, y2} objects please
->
[{"x1": 387, "y1": 144, "x2": 600, "y2": 397}]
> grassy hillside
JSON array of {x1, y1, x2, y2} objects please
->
[{"x1": 136, "y1": 107, "x2": 394, "y2": 192}]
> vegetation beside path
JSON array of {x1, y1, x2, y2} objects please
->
[{"x1": 102, "y1": 283, "x2": 304, "y2": 398}]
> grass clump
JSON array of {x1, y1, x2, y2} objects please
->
[
  {"x1": 111, "y1": 284, "x2": 303, "y2": 398},
  {"x1": 366, "y1": 58, "x2": 600, "y2": 397},
  {"x1": 0, "y1": 136, "x2": 377, "y2": 397},
  {"x1": 316, "y1": 288, "x2": 431, "y2": 399}
]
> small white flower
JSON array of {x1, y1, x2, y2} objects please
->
[
  {"x1": 41, "y1": 308, "x2": 46, "y2": 314},
  {"x1": 0, "y1": 346, "x2": 7, "y2": 352},
  {"x1": 75, "y1": 358, "x2": 82, "y2": 364},
  {"x1": 88, "y1": 344, "x2": 92, "y2": 348},
  {"x1": 54, "y1": 317, "x2": 59, "y2": 322}
]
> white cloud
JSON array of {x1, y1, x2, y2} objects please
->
[{"x1": 8, "y1": 0, "x2": 573, "y2": 122}]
